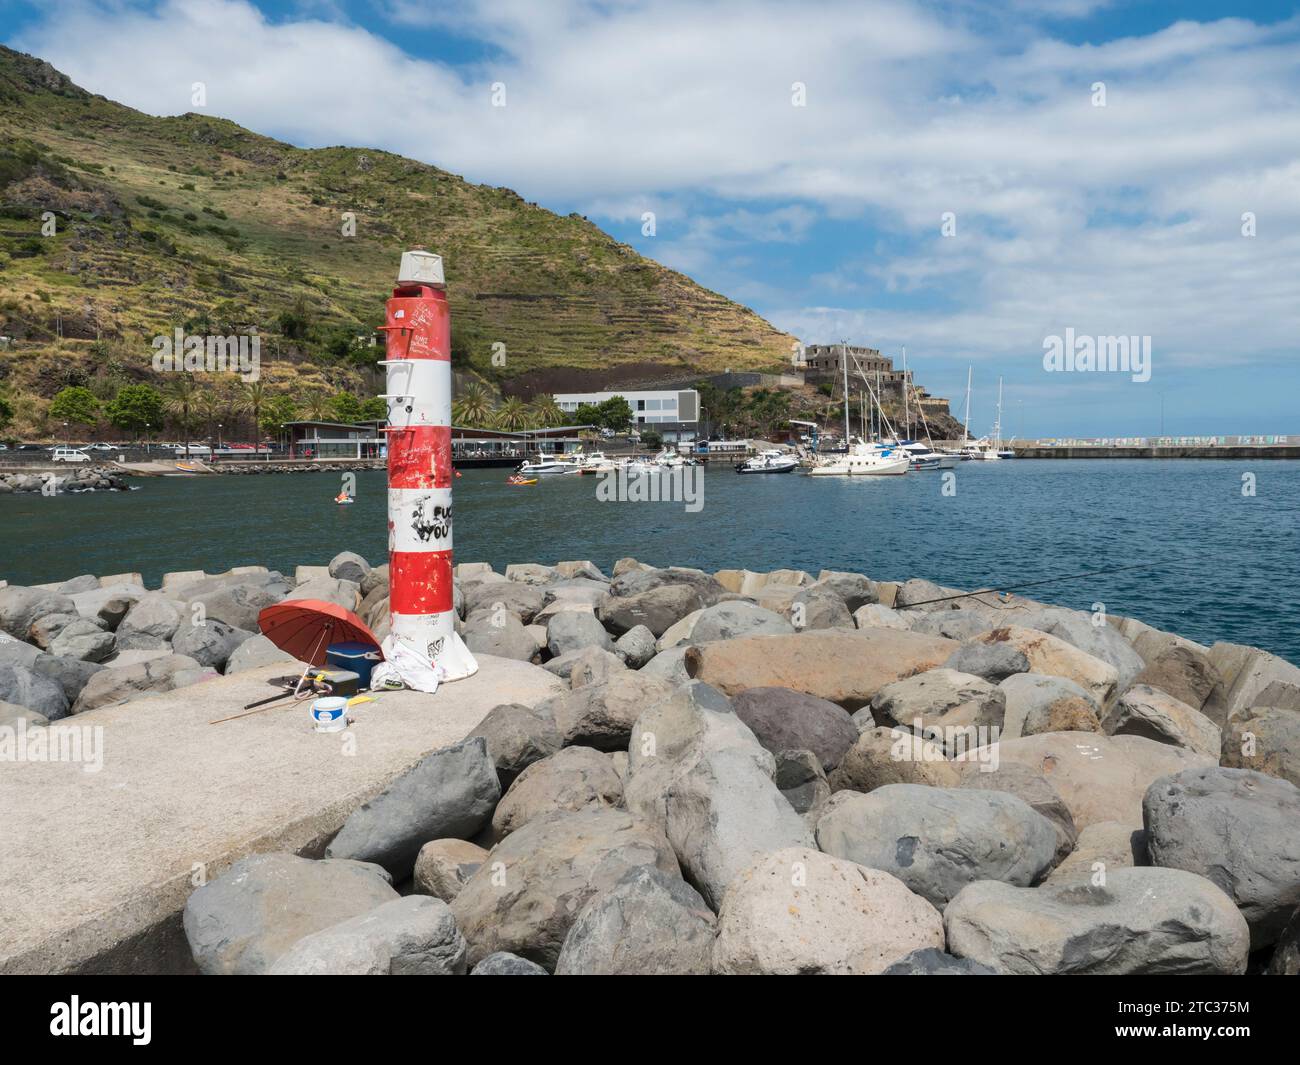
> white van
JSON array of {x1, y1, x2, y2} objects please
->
[{"x1": 51, "y1": 447, "x2": 90, "y2": 463}]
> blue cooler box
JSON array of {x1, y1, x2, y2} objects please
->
[{"x1": 326, "y1": 641, "x2": 382, "y2": 688}]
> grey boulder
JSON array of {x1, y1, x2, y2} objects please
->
[
  {"x1": 882, "y1": 948, "x2": 998, "y2": 975},
  {"x1": 467, "y1": 702, "x2": 561, "y2": 788},
  {"x1": 731, "y1": 685, "x2": 858, "y2": 772},
  {"x1": 328, "y1": 550, "x2": 371, "y2": 584},
  {"x1": 546, "y1": 610, "x2": 613, "y2": 656},
  {"x1": 325, "y1": 737, "x2": 501, "y2": 878},
  {"x1": 613, "y1": 624, "x2": 657, "y2": 668},
  {"x1": 471, "y1": 952, "x2": 548, "y2": 975},
  {"x1": 555, "y1": 866, "x2": 716, "y2": 975},
  {"x1": 492, "y1": 746, "x2": 623, "y2": 837},
  {"x1": 0, "y1": 663, "x2": 70, "y2": 720}
]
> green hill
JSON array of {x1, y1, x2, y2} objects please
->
[{"x1": 0, "y1": 46, "x2": 796, "y2": 438}]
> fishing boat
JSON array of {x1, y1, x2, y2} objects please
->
[{"x1": 736, "y1": 449, "x2": 798, "y2": 474}]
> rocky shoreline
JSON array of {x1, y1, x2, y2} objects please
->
[
  {"x1": 213, "y1": 461, "x2": 387, "y2": 475},
  {"x1": 0, "y1": 466, "x2": 131, "y2": 494},
  {"x1": 3, "y1": 557, "x2": 1299, "y2": 975}
]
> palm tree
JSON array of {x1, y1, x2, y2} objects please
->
[
  {"x1": 195, "y1": 388, "x2": 222, "y2": 452},
  {"x1": 494, "y1": 396, "x2": 532, "y2": 432},
  {"x1": 529, "y1": 395, "x2": 564, "y2": 428},
  {"x1": 452, "y1": 382, "x2": 494, "y2": 427},
  {"x1": 163, "y1": 374, "x2": 198, "y2": 456},
  {"x1": 238, "y1": 379, "x2": 268, "y2": 451},
  {"x1": 304, "y1": 390, "x2": 332, "y2": 421}
]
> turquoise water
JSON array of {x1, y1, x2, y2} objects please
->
[{"x1": 2, "y1": 460, "x2": 1297, "y2": 663}]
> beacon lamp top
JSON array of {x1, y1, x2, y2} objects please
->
[{"x1": 397, "y1": 250, "x2": 445, "y2": 288}]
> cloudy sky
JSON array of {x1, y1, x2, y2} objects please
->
[{"x1": 4, "y1": 0, "x2": 1299, "y2": 436}]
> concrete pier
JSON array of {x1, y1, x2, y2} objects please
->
[{"x1": 0, "y1": 658, "x2": 563, "y2": 975}]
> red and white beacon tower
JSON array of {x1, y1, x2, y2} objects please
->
[{"x1": 381, "y1": 249, "x2": 477, "y2": 681}]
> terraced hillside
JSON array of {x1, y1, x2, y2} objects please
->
[{"x1": 0, "y1": 46, "x2": 796, "y2": 434}]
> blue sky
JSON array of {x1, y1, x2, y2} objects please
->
[{"x1": 3, "y1": 0, "x2": 1299, "y2": 436}]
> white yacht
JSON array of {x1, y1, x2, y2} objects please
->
[
  {"x1": 736, "y1": 449, "x2": 799, "y2": 474},
  {"x1": 516, "y1": 451, "x2": 584, "y2": 476},
  {"x1": 808, "y1": 442, "x2": 909, "y2": 477}
]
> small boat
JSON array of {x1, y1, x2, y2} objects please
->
[
  {"x1": 736, "y1": 449, "x2": 799, "y2": 474},
  {"x1": 335, "y1": 495, "x2": 354, "y2": 505},
  {"x1": 506, "y1": 475, "x2": 538, "y2": 486},
  {"x1": 174, "y1": 462, "x2": 200, "y2": 473}
]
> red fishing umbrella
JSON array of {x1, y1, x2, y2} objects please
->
[{"x1": 257, "y1": 599, "x2": 381, "y2": 666}]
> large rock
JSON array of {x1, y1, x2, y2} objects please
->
[
  {"x1": 944, "y1": 867, "x2": 1250, "y2": 974},
  {"x1": 541, "y1": 671, "x2": 674, "y2": 750},
  {"x1": 467, "y1": 702, "x2": 561, "y2": 788},
  {"x1": 684, "y1": 628, "x2": 959, "y2": 711},
  {"x1": 853, "y1": 603, "x2": 910, "y2": 631},
  {"x1": 998, "y1": 672, "x2": 1099, "y2": 740},
  {"x1": 811, "y1": 570, "x2": 876, "y2": 612},
  {"x1": 881, "y1": 948, "x2": 998, "y2": 975},
  {"x1": 70, "y1": 653, "x2": 203, "y2": 713},
  {"x1": 46, "y1": 618, "x2": 115, "y2": 663},
  {"x1": 662, "y1": 746, "x2": 815, "y2": 909},
  {"x1": 1144, "y1": 766, "x2": 1300, "y2": 949},
  {"x1": 869, "y1": 668, "x2": 1005, "y2": 750},
  {"x1": 944, "y1": 639, "x2": 1030, "y2": 683},
  {"x1": 1131, "y1": 630, "x2": 1221, "y2": 711},
  {"x1": 555, "y1": 866, "x2": 716, "y2": 975},
  {"x1": 414, "y1": 839, "x2": 488, "y2": 903},
  {"x1": 462, "y1": 613, "x2": 539, "y2": 662},
  {"x1": 0, "y1": 586, "x2": 76, "y2": 639},
  {"x1": 967, "y1": 626, "x2": 1118, "y2": 708},
  {"x1": 0, "y1": 663, "x2": 70, "y2": 720},
  {"x1": 568, "y1": 646, "x2": 627, "y2": 688},
  {"x1": 987, "y1": 731, "x2": 1214, "y2": 829},
  {"x1": 1014, "y1": 607, "x2": 1145, "y2": 693},
  {"x1": 27, "y1": 612, "x2": 86, "y2": 650},
  {"x1": 613, "y1": 625, "x2": 656, "y2": 668},
  {"x1": 1220, "y1": 704, "x2": 1300, "y2": 788},
  {"x1": 471, "y1": 952, "x2": 548, "y2": 975},
  {"x1": 907, "y1": 607, "x2": 996, "y2": 641},
  {"x1": 224, "y1": 633, "x2": 298, "y2": 673},
  {"x1": 1103, "y1": 683, "x2": 1221, "y2": 758},
  {"x1": 1043, "y1": 820, "x2": 1146, "y2": 885},
  {"x1": 0, "y1": 635, "x2": 42, "y2": 670},
  {"x1": 327, "y1": 550, "x2": 371, "y2": 584},
  {"x1": 1269, "y1": 907, "x2": 1300, "y2": 975},
  {"x1": 815, "y1": 784, "x2": 1057, "y2": 908},
  {"x1": 1202, "y1": 641, "x2": 1300, "y2": 727},
  {"x1": 953, "y1": 760, "x2": 1078, "y2": 864},
  {"x1": 30, "y1": 654, "x2": 106, "y2": 705},
  {"x1": 688, "y1": 600, "x2": 795, "y2": 643},
  {"x1": 827, "y1": 726, "x2": 960, "y2": 792},
  {"x1": 775, "y1": 748, "x2": 831, "y2": 814},
  {"x1": 546, "y1": 610, "x2": 614, "y2": 656},
  {"x1": 171, "y1": 619, "x2": 255, "y2": 672},
  {"x1": 114, "y1": 594, "x2": 184, "y2": 649},
  {"x1": 624, "y1": 680, "x2": 774, "y2": 829},
  {"x1": 597, "y1": 566, "x2": 726, "y2": 636},
  {"x1": 182, "y1": 852, "x2": 398, "y2": 975},
  {"x1": 182, "y1": 572, "x2": 291, "y2": 631},
  {"x1": 786, "y1": 586, "x2": 854, "y2": 631},
  {"x1": 268, "y1": 895, "x2": 466, "y2": 975},
  {"x1": 712, "y1": 848, "x2": 944, "y2": 974},
  {"x1": 492, "y1": 746, "x2": 623, "y2": 837},
  {"x1": 731, "y1": 686, "x2": 859, "y2": 772},
  {"x1": 325, "y1": 737, "x2": 501, "y2": 878},
  {"x1": 450, "y1": 808, "x2": 678, "y2": 970},
  {"x1": 506, "y1": 562, "x2": 559, "y2": 585},
  {"x1": 463, "y1": 581, "x2": 546, "y2": 625},
  {"x1": 638, "y1": 645, "x2": 691, "y2": 687},
  {"x1": 0, "y1": 699, "x2": 47, "y2": 728},
  {"x1": 292, "y1": 575, "x2": 361, "y2": 613}
]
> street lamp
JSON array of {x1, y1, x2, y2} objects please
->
[{"x1": 144, "y1": 422, "x2": 150, "y2": 454}]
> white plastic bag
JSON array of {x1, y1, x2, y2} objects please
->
[{"x1": 375, "y1": 634, "x2": 447, "y2": 693}]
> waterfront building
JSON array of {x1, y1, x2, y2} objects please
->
[{"x1": 553, "y1": 389, "x2": 699, "y2": 443}]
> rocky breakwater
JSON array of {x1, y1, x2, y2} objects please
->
[
  {"x1": 147, "y1": 560, "x2": 1300, "y2": 975},
  {"x1": 215, "y1": 461, "x2": 386, "y2": 475},
  {"x1": 0, "y1": 466, "x2": 130, "y2": 494}
]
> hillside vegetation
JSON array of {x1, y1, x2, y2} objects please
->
[{"x1": 0, "y1": 47, "x2": 795, "y2": 439}]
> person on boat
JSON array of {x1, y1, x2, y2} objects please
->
[{"x1": 335, "y1": 490, "x2": 352, "y2": 504}]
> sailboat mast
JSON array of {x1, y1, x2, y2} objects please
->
[
  {"x1": 963, "y1": 366, "x2": 972, "y2": 445},
  {"x1": 995, "y1": 376, "x2": 1004, "y2": 446},
  {"x1": 902, "y1": 346, "x2": 908, "y2": 439},
  {"x1": 842, "y1": 341, "x2": 850, "y2": 446}
]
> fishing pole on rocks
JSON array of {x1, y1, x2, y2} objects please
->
[{"x1": 895, "y1": 560, "x2": 1168, "y2": 609}]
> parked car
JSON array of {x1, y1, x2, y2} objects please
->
[
  {"x1": 85, "y1": 443, "x2": 117, "y2": 451},
  {"x1": 15, "y1": 443, "x2": 45, "y2": 451},
  {"x1": 51, "y1": 448, "x2": 90, "y2": 463}
]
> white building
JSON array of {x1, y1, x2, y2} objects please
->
[{"x1": 553, "y1": 389, "x2": 699, "y2": 442}]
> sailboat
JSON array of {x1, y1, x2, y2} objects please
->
[
  {"x1": 807, "y1": 343, "x2": 910, "y2": 476},
  {"x1": 963, "y1": 375, "x2": 1010, "y2": 460}
]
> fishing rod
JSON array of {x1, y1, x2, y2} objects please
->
[{"x1": 896, "y1": 560, "x2": 1166, "y2": 609}]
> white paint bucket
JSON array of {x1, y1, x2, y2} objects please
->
[{"x1": 310, "y1": 697, "x2": 348, "y2": 733}]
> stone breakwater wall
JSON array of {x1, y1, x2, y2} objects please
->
[
  {"x1": 213, "y1": 461, "x2": 386, "y2": 475},
  {"x1": 3, "y1": 557, "x2": 1299, "y2": 975},
  {"x1": 0, "y1": 466, "x2": 130, "y2": 494}
]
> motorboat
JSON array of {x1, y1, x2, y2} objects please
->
[
  {"x1": 807, "y1": 442, "x2": 909, "y2": 476},
  {"x1": 651, "y1": 447, "x2": 685, "y2": 468},
  {"x1": 516, "y1": 452, "x2": 584, "y2": 476},
  {"x1": 892, "y1": 439, "x2": 955, "y2": 471},
  {"x1": 576, "y1": 451, "x2": 615, "y2": 474},
  {"x1": 735, "y1": 449, "x2": 799, "y2": 474}
]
